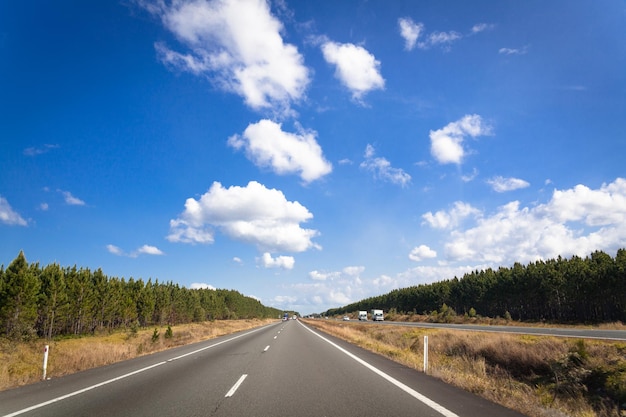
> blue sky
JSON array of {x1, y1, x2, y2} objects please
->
[{"x1": 1, "y1": 0, "x2": 625, "y2": 314}]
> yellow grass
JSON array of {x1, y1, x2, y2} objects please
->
[
  {"x1": 0, "y1": 319, "x2": 275, "y2": 392},
  {"x1": 305, "y1": 319, "x2": 626, "y2": 417}
]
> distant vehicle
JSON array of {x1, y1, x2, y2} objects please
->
[
  {"x1": 292, "y1": 315, "x2": 297, "y2": 320},
  {"x1": 283, "y1": 313, "x2": 289, "y2": 321},
  {"x1": 358, "y1": 311, "x2": 367, "y2": 321},
  {"x1": 343, "y1": 316, "x2": 350, "y2": 321},
  {"x1": 371, "y1": 309, "x2": 384, "y2": 321}
]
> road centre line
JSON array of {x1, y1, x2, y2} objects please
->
[
  {"x1": 225, "y1": 374, "x2": 248, "y2": 398},
  {"x1": 4, "y1": 324, "x2": 273, "y2": 417},
  {"x1": 264, "y1": 345, "x2": 270, "y2": 352},
  {"x1": 298, "y1": 321, "x2": 459, "y2": 417}
]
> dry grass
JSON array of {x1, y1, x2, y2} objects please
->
[
  {"x1": 305, "y1": 319, "x2": 626, "y2": 417},
  {"x1": 0, "y1": 319, "x2": 275, "y2": 392}
]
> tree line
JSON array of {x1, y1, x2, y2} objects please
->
[
  {"x1": 324, "y1": 249, "x2": 626, "y2": 323},
  {"x1": 0, "y1": 251, "x2": 283, "y2": 340}
]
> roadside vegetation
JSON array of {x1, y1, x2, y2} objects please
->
[
  {"x1": 305, "y1": 318, "x2": 626, "y2": 417},
  {"x1": 0, "y1": 319, "x2": 275, "y2": 391}
]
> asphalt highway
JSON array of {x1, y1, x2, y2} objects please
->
[{"x1": 0, "y1": 320, "x2": 526, "y2": 417}]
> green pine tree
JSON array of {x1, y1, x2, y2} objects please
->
[{"x1": 0, "y1": 251, "x2": 41, "y2": 339}]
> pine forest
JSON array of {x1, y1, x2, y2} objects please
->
[
  {"x1": 0, "y1": 251, "x2": 282, "y2": 340},
  {"x1": 324, "y1": 249, "x2": 626, "y2": 324}
]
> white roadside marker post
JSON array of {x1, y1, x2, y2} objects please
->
[
  {"x1": 423, "y1": 336, "x2": 429, "y2": 374},
  {"x1": 43, "y1": 345, "x2": 49, "y2": 380}
]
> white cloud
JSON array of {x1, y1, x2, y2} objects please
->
[
  {"x1": 137, "y1": 244, "x2": 165, "y2": 256},
  {"x1": 167, "y1": 181, "x2": 320, "y2": 252},
  {"x1": 409, "y1": 245, "x2": 437, "y2": 262},
  {"x1": 424, "y1": 31, "x2": 462, "y2": 48},
  {"x1": 401, "y1": 21, "x2": 489, "y2": 52},
  {"x1": 342, "y1": 266, "x2": 365, "y2": 276},
  {"x1": 23, "y1": 144, "x2": 59, "y2": 156},
  {"x1": 259, "y1": 252, "x2": 295, "y2": 269},
  {"x1": 228, "y1": 119, "x2": 332, "y2": 183},
  {"x1": 106, "y1": 244, "x2": 124, "y2": 256},
  {"x1": 107, "y1": 244, "x2": 164, "y2": 257},
  {"x1": 487, "y1": 176, "x2": 530, "y2": 192},
  {"x1": 308, "y1": 270, "x2": 340, "y2": 281},
  {"x1": 321, "y1": 41, "x2": 385, "y2": 102},
  {"x1": 426, "y1": 178, "x2": 626, "y2": 265},
  {"x1": 461, "y1": 168, "x2": 479, "y2": 182},
  {"x1": 0, "y1": 196, "x2": 27, "y2": 226},
  {"x1": 146, "y1": 0, "x2": 310, "y2": 113},
  {"x1": 360, "y1": 144, "x2": 411, "y2": 187},
  {"x1": 59, "y1": 190, "x2": 85, "y2": 206},
  {"x1": 189, "y1": 282, "x2": 216, "y2": 290},
  {"x1": 422, "y1": 201, "x2": 482, "y2": 229},
  {"x1": 499, "y1": 46, "x2": 529, "y2": 55},
  {"x1": 274, "y1": 266, "x2": 367, "y2": 311},
  {"x1": 471, "y1": 23, "x2": 494, "y2": 34},
  {"x1": 398, "y1": 17, "x2": 424, "y2": 51},
  {"x1": 429, "y1": 114, "x2": 492, "y2": 165}
]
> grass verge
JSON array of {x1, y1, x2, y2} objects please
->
[
  {"x1": 0, "y1": 319, "x2": 275, "y2": 392},
  {"x1": 304, "y1": 319, "x2": 626, "y2": 417}
]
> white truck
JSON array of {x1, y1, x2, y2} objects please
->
[
  {"x1": 358, "y1": 311, "x2": 368, "y2": 321},
  {"x1": 371, "y1": 309, "x2": 384, "y2": 321}
]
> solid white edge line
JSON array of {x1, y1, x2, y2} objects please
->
[
  {"x1": 225, "y1": 374, "x2": 248, "y2": 398},
  {"x1": 298, "y1": 321, "x2": 459, "y2": 417},
  {"x1": 4, "y1": 324, "x2": 274, "y2": 417}
]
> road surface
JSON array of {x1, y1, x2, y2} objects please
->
[{"x1": 0, "y1": 320, "x2": 526, "y2": 417}]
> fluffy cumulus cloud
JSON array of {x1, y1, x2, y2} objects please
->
[
  {"x1": 228, "y1": 119, "x2": 332, "y2": 183},
  {"x1": 145, "y1": 0, "x2": 310, "y2": 113},
  {"x1": 360, "y1": 144, "x2": 411, "y2": 187},
  {"x1": 320, "y1": 41, "x2": 385, "y2": 102},
  {"x1": 167, "y1": 181, "x2": 320, "y2": 252},
  {"x1": 409, "y1": 245, "x2": 437, "y2": 262},
  {"x1": 259, "y1": 252, "x2": 295, "y2": 269},
  {"x1": 0, "y1": 196, "x2": 27, "y2": 226},
  {"x1": 487, "y1": 176, "x2": 530, "y2": 192},
  {"x1": 137, "y1": 245, "x2": 164, "y2": 256},
  {"x1": 425, "y1": 178, "x2": 626, "y2": 265},
  {"x1": 429, "y1": 114, "x2": 492, "y2": 165},
  {"x1": 422, "y1": 201, "x2": 482, "y2": 229}
]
